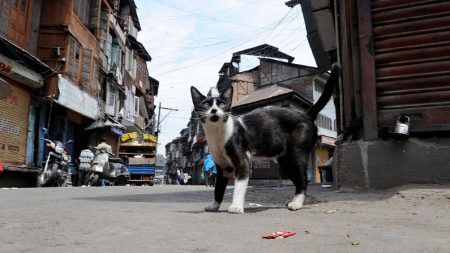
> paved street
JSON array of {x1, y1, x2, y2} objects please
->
[{"x1": 1, "y1": 184, "x2": 449, "y2": 253}]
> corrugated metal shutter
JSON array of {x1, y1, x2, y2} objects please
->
[
  {"x1": 0, "y1": 81, "x2": 30, "y2": 165},
  {"x1": 372, "y1": 0, "x2": 450, "y2": 132}
]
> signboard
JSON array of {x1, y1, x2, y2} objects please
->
[
  {"x1": 56, "y1": 76, "x2": 100, "y2": 120},
  {"x1": 321, "y1": 135, "x2": 336, "y2": 146}
]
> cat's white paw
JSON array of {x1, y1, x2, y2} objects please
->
[
  {"x1": 287, "y1": 193, "x2": 305, "y2": 211},
  {"x1": 205, "y1": 201, "x2": 220, "y2": 212},
  {"x1": 228, "y1": 204, "x2": 244, "y2": 214},
  {"x1": 287, "y1": 201, "x2": 303, "y2": 211}
]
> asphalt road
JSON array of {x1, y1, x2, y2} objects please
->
[{"x1": 1, "y1": 184, "x2": 449, "y2": 253}]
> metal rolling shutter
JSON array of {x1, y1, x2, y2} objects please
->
[
  {"x1": 372, "y1": 0, "x2": 450, "y2": 132},
  {"x1": 0, "y1": 81, "x2": 30, "y2": 165}
]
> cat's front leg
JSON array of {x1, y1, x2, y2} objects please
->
[
  {"x1": 205, "y1": 167, "x2": 229, "y2": 212},
  {"x1": 228, "y1": 177, "x2": 249, "y2": 214}
]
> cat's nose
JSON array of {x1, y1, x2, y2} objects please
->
[{"x1": 210, "y1": 109, "x2": 217, "y2": 114}]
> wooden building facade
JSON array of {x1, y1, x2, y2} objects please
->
[
  {"x1": 291, "y1": 0, "x2": 450, "y2": 188},
  {"x1": 0, "y1": 0, "x2": 157, "y2": 187}
]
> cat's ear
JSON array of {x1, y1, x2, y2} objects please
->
[
  {"x1": 220, "y1": 86, "x2": 233, "y2": 106},
  {"x1": 191, "y1": 86, "x2": 206, "y2": 107}
]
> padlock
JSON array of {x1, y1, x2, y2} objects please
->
[{"x1": 394, "y1": 114, "x2": 410, "y2": 137}]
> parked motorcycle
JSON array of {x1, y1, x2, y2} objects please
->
[
  {"x1": 37, "y1": 128, "x2": 73, "y2": 187},
  {"x1": 86, "y1": 147, "x2": 130, "y2": 186}
]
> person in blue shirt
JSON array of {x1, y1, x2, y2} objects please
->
[
  {"x1": 203, "y1": 153, "x2": 216, "y2": 187},
  {"x1": 210, "y1": 158, "x2": 217, "y2": 187}
]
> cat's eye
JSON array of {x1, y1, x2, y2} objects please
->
[{"x1": 218, "y1": 102, "x2": 225, "y2": 107}]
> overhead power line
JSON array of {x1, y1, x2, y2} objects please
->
[{"x1": 155, "y1": 0, "x2": 263, "y2": 28}]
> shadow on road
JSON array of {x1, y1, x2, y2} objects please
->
[
  {"x1": 73, "y1": 183, "x2": 450, "y2": 210},
  {"x1": 74, "y1": 189, "x2": 218, "y2": 203}
]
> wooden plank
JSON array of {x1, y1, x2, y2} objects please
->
[
  {"x1": 358, "y1": 0, "x2": 378, "y2": 139},
  {"x1": 338, "y1": 0, "x2": 360, "y2": 132}
]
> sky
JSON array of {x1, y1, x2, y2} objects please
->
[{"x1": 134, "y1": 0, "x2": 316, "y2": 155}]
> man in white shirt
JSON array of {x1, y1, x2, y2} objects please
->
[{"x1": 78, "y1": 148, "x2": 94, "y2": 186}]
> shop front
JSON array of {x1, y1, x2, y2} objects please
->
[
  {"x1": 0, "y1": 78, "x2": 30, "y2": 167},
  {"x1": 313, "y1": 135, "x2": 336, "y2": 184},
  {"x1": 0, "y1": 37, "x2": 54, "y2": 186}
]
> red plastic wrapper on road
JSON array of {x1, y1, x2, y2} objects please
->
[{"x1": 262, "y1": 230, "x2": 296, "y2": 239}]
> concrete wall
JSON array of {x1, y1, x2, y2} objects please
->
[{"x1": 336, "y1": 138, "x2": 450, "y2": 189}]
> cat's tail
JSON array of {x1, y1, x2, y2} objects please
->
[{"x1": 306, "y1": 63, "x2": 341, "y2": 121}]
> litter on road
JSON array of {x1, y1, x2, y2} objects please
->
[{"x1": 262, "y1": 230, "x2": 296, "y2": 239}]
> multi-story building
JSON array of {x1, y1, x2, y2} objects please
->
[
  {"x1": 0, "y1": 0, "x2": 56, "y2": 187},
  {"x1": 0, "y1": 0, "x2": 157, "y2": 187}
]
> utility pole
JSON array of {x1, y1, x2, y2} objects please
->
[{"x1": 156, "y1": 102, "x2": 178, "y2": 135}]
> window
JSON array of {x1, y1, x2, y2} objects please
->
[
  {"x1": 106, "y1": 92, "x2": 116, "y2": 116},
  {"x1": 316, "y1": 114, "x2": 333, "y2": 131},
  {"x1": 73, "y1": 0, "x2": 90, "y2": 25},
  {"x1": 120, "y1": 50, "x2": 125, "y2": 73},
  {"x1": 80, "y1": 48, "x2": 92, "y2": 83},
  {"x1": 99, "y1": 6, "x2": 109, "y2": 40},
  {"x1": 67, "y1": 38, "x2": 93, "y2": 87},
  {"x1": 20, "y1": 0, "x2": 26, "y2": 12},
  {"x1": 110, "y1": 36, "x2": 120, "y2": 68},
  {"x1": 105, "y1": 34, "x2": 113, "y2": 68},
  {"x1": 67, "y1": 38, "x2": 81, "y2": 81},
  {"x1": 125, "y1": 49, "x2": 136, "y2": 78},
  {"x1": 9, "y1": 0, "x2": 30, "y2": 48},
  {"x1": 134, "y1": 96, "x2": 139, "y2": 116},
  {"x1": 108, "y1": 93, "x2": 116, "y2": 107},
  {"x1": 73, "y1": 0, "x2": 79, "y2": 15},
  {"x1": 88, "y1": 0, "x2": 110, "y2": 40}
]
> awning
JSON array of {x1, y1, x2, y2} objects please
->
[
  {"x1": 0, "y1": 36, "x2": 55, "y2": 89},
  {"x1": 127, "y1": 35, "x2": 151, "y2": 61},
  {"x1": 56, "y1": 76, "x2": 100, "y2": 120},
  {"x1": 121, "y1": 117, "x2": 144, "y2": 134},
  {"x1": 85, "y1": 118, "x2": 126, "y2": 130}
]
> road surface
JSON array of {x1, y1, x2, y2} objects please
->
[{"x1": 0, "y1": 183, "x2": 449, "y2": 252}]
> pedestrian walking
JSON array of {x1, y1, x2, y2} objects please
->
[
  {"x1": 78, "y1": 148, "x2": 94, "y2": 186},
  {"x1": 176, "y1": 169, "x2": 181, "y2": 185},
  {"x1": 210, "y1": 162, "x2": 217, "y2": 187},
  {"x1": 203, "y1": 153, "x2": 216, "y2": 187}
]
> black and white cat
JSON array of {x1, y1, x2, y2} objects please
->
[{"x1": 190, "y1": 64, "x2": 340, "y2": 214}]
